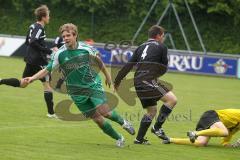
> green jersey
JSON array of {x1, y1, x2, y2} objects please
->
[{"x1": 46, "y1": 42, "x2": 103, "y2": 96}]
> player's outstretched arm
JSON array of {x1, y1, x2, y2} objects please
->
[{"x1": 24, "y1": 68, "x2": 49, "y2": 84}]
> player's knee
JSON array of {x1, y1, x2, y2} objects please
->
[
  {"x1": 102, "y1": 111, "x2": 111, "y2": 118},
  {"x1": 147, "y1": 108, "x2": 157, "y2": 119},
  {"x1": 163, "y1": 92, "x2": 177, "y2": 107},
  {"x1": 92, "y1": 116, "x2": 103, "y2": 125},
  {"x1": 42, "y1": 82, "x2": 52, "y2": 91},
  {"x1": 43, "y1": 86, "x2": 52, "y2": 92},
  {"x1": 222, "y1": 129, "x2": 229, "y2": 137},
  {"x1": 169, "y1": 96, "x2": 177, "y2": 107},
  {"x1": 172, "y1": 97, "x2": 177, "y2": 106},
  {"x1": 196, "y1": 140, "x2": 208, "y2": 147},
  {"x1": 97, "y1": 104, "x2": 111, "y2": 118},
  {"x1": 148, "y1": 112, "x2": 156, "y2": 119},
  {"x1": 197, "y1": 142, "x2": 208, "y2": 147}
]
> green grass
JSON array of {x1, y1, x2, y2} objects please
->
[{"x1": 0, "y1": 56, "x2": 240, "y2": 160}]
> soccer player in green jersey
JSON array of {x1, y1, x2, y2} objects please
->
[{"x1": 24, "y1": 23, "x2": 135, "y2": 147}]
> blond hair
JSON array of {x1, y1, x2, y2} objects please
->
[{"x1": 59, "y1": 23, "x2": 78, "y2": 38}]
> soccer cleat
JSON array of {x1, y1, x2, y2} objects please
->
[
  {"x1": 162, "y1": 137, "x2": 171, "y2": 144},
  {"x1": 187, "y1": 131, "x2": 197, "y2": 143},
  {"x1": 134, "y1": 138, "x2": 151, "y2": 145},
  {"x1": 122, "y1": 119, "x2": 135, "y2": 135},
  {"x1": 116, "y1": 135, "x2": 125, "y2": 148},
  {"x1": 47, "y1": 113, "x2": 58, "y2": 119},
  {"x1": 151, "y1": 126, "x2": 168, "y2": 140}
]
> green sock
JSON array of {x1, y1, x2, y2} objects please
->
[
  {"x1": 101, "y1": 121, "x2": 121, "y2": 140},
  {"x1": 107, "y1": 110, "x2": 124, "y2": 125}
]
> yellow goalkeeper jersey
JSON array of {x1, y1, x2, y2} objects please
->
[{"x1": 215, "y1": 109, "x2": 240, "y2": 145}]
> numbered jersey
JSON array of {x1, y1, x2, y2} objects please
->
[
  {"x1": 114, "y1": 39, "x2": 168, "y2": 86},
  {"x1": 133, "y1": 39, "x2": 168, "y2": 65},
  {"x1": 134, "y1": 39, "x2": 168, "y2": 82},
  {"x1": 24, "y1": 22, "x2": 52, "y2": 66}
]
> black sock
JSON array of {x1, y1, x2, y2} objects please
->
[
  {"x1": 154, "y1": 104, "x2": 172, "y2": 130},
  {"x1": 136, "y1": 114, "x2": 153, "y2": 141},
  {"x1": 44, "y1": 91, "x2": 54, "y2": 114},
  {"x1": 0, "y1": 78, "x2": 20, "y2": 87}
]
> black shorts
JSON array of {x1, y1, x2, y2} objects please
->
[
  {"x1": 135, "y1": 79, "x2": 171, "y2": 108},
  {"x1": 22, "y1": 63, "x2": 50, "y2": 82},
  {"x1": 196, "y1": 110, "x2": 220, "y2": 131}
]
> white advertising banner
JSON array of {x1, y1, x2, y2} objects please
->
[{"x1": 0, "y1": 36, "x2": 25, "y2": 56}]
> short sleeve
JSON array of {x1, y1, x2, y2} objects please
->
[
  {"x1": 46, "y1": 57, "x2": 54, "y2": 72},
  {"x1": 46, "y1": 52, "x2": 60, "y2": 72}
]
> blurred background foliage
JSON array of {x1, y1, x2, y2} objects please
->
[{"x1": 0, "y1": 0, "x2": 240, "y2": 54}]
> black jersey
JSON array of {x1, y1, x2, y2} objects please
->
[
  {"x1": 115, "y1": 39, "x2": 168, "y2": 86},
  {"x1": 24, "y1": 22, "x2": 52, "y2": 66},
  {"x1": 53, "y1": 36, "x2": 64, "y2": 49}
]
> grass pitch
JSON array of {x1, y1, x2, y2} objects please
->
[{"x1": 0, "y1": 56, "x2": 239, "y2": 160}]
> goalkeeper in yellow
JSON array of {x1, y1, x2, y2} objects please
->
[{"x1": 163, "y1": 109, "x2": 240, "y2": 147}]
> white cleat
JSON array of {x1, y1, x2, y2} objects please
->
[
  {"x1": 116, "y1": 135, "x2": 125, "y2": 148},
  {"x1": 122, "y1": 119, "x2": 135, "y2": 135},
  {"x1": 47, "y1": 113, "x2": 58, "y2": 119}
]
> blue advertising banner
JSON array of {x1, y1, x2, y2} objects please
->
[
  {"x1": 238, "y1": 59, "x2": 240, "y2": 78},
  {"x1": 0, "y1": 33, "x2": 238, "y2": 78},
  {"x1": 168, "y1": 53, "x2": 238, "y2": 77},
  {"x1": 97, "y1": 47, "x2": 239, "y2": 78}
]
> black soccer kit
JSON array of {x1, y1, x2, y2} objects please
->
[
  {"x1": 115, "y1": 39, "x2": 169, "y2": 108},
  {"x1": 23, "y1": 22, "x2": 52, "y2": 82},
  {"x1": 53, "y1": 36, "x2": 64, "y2": 49}
]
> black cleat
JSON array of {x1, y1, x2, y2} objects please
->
[
  {"x1": 134, "y1": 138, "x2": 151, "y2": 145},
  {"x1": 187, "y1": 131, "x2": 197, "y2": 143},
  {"x1": 151, "y1": 126, "x2": 168, "y2": 140}
]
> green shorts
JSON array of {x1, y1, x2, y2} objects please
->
[{"x1": 70, "y1": 89, "x2": 107, "y2": 117}]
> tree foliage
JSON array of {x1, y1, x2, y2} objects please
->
[
  {"x1": 0, "y1": 0, "x2": 240, "y2": 54},
  {"x1": 188, "y1": 0, "x2": 240, "y2": 24},
  {"x1": 3, "y1": 0, "x2": 240, "y2": 24}
]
